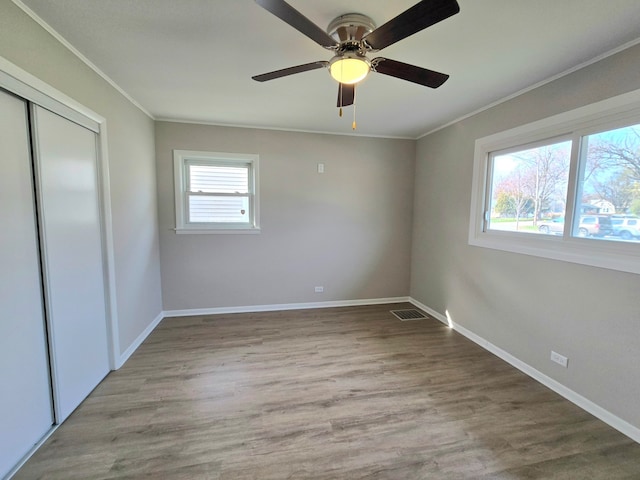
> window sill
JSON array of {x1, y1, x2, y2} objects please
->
[
  {"x1": 174, "y1": 227, "x2": 261, "y2": 235},
  {"x1": 469, "y1": 230, "x2": 640, "y2": 275}
]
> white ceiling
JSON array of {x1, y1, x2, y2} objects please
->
[{"x1": 17, "y1": 0, "x2": 640, "y2": 138}]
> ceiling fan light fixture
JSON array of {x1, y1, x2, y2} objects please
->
[{"x1": 329, "y1": 55, "x2": 370, "y2": 85}]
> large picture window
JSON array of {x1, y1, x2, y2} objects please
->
[
  {"x1": 174, "y1": 150, "x2": 260, "y2": 233},
  {"x1": 469, "y1": 89, "x2": 640, "y2": 275}
]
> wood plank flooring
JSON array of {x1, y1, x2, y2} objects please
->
[{"x1": 14, "y1": 303, "x2": 640, "y2": 479}]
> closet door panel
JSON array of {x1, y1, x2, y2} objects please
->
[
  {"x1": 0, "y1": 91, "x2": 53, "y2": 478},
  {"x1": 32, "y1": 106, "x2": 110, "y2": 422}
]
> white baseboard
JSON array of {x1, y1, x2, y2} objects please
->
[
  {"x1": 116, "y1": 311, "x2": 163, "y2": 369},
  {"x1": 409, "y1": 297, "x2": 640, "y2": 444},
  {"x1": 408, "y1": 298, "x2": 450, "y2": 325},
  {"x1": 163, "y1": 296, "x2": 411, "y2": 318}
]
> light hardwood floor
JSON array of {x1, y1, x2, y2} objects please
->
[{"x1": 15, "y1": 303, "x2": 640, "y2": 479}]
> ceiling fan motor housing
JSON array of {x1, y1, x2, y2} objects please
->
[
  {"x1": 326, "y1": 13, "x2": 376, "y2": 84},
  {"x1": 327, "y1": 13, "x2": 376, "y2": 49}
]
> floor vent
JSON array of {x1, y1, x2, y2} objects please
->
[{"x1": 390, "y1": 309, "x2": 428, "y2": 321}]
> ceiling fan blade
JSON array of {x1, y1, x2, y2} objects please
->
[
  {"x1": 363, "y1": 0, "x2": 460, "y2": 51},
  {"x1": 337, "y1": 83, "x2": 355, "y2": 107},
  {"x1": 372, "y1": 58, "x2": 449, "y2": 88},
  {"x1": 252, "y1": 61, "x2": 328, "y2": 82},
  {"x1": 255, "y1": 0, "x2": 338, "y2": 49}
]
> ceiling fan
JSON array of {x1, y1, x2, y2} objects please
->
[{"x1": 252, "y1": 0, "x2": 460, "y2": 118}]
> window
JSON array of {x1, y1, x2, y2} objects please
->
[
  {"x1": 469, "y1": 88, "x2": 640, "y2": 275},
  {"x1": 174, "y1": 150, "x2": 259, "y2": 233},
  {"x1": 574, "y1": 125, "x2": 640, "y2": 239},
  {"x1": 487, "y1": 138, "x2": 571, "y2": 235}
]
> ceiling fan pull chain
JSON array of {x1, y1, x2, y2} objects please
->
[{"x1": 352, "y1": 85, "x2": 357, "y2": 130}]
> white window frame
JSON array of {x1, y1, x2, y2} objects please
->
[
  {"x1": 469, "y1": 88, "x2": 640, "y2": 275},
  {"x1": 173, "y1": 150, "x2": 260, "y2": 234}
]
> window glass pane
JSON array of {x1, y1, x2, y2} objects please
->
[
  {"x1": 188, "y1": 195, "x2": 249, "y2": 223},
  {"x1": 575, "y1": 124, "x2": 640, "y2": 242},
  {"x1": 487, "y1": 140, "x2": 571, "y2": 235},
  {"x1": 189, "y1": 164, "x2": 249, "y2": 194}
]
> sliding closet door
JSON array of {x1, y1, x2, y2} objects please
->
[
  {"x1": 0, "y1": 91, "x2": 53, "y2": 478},
  {"x1": 32, "y1": 105, "x2": 110, "y2": 422}
]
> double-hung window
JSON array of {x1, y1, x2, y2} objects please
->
[
  {"x1": 174, "y1": 150, "x2": 260, "y2": 233},
  {"x1": 469, "y1": 88, "x2": 640, "y2": 275}
]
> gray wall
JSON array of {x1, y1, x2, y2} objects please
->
[
  {"x1": 0, "y1": 1, "x2": 163, "y2": 356},
  {"x1": 156, "y1": 122, "x2": 415, "y2": 311},
  {"x1": 411, "y1": 44, "x2": 640, "y2": 428}
]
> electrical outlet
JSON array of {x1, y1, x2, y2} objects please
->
[
  {"x1": 317, "y1": 163, "x2": 325, "y2": 174},
  {"x1": 314, "y1": 286, "x2": 324, "y2": 293},
  {"x1": 550, "y1": 351, "x2": 569, "y2": 368}
]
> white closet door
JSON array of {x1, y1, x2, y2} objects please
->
[
  {"x1": 0, "y1": 92, "x2": 53, "y2": 478},
  {"x1": 32, "y1": 105, "x2": 110, "y2": 422}
]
